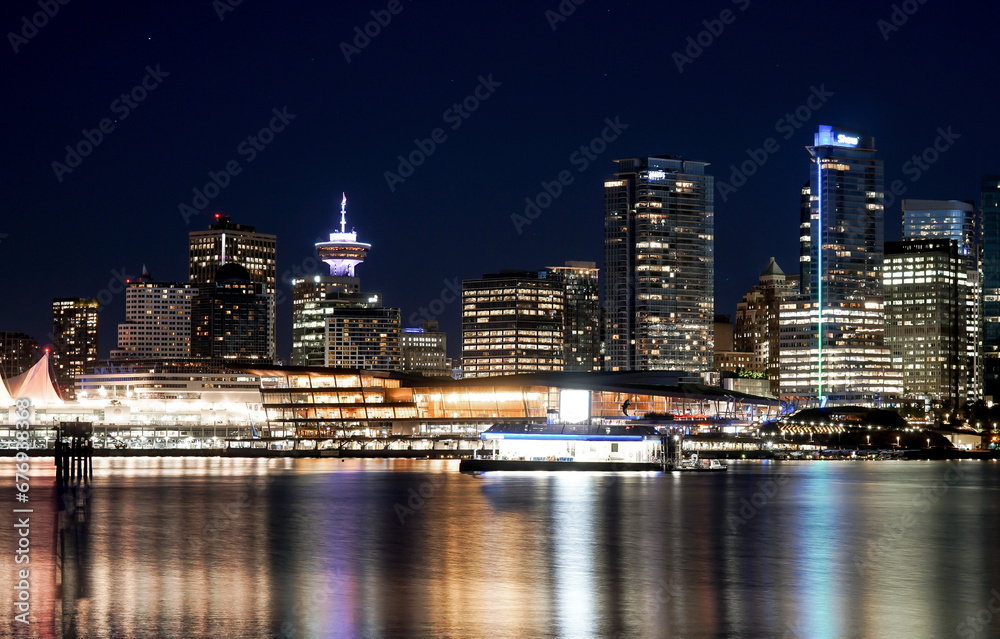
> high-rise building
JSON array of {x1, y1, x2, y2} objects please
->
[
  {"x1": 111, "y1": 268, "x2": 195, "y2": 361},
  {"x1": 462, "y1": 271, "x2": 564, "y2": 378},
  {"x1": 325, "y1": 307, "x2": 400, "y2": 370},
  {"x1": 0, "y1": 332, "x2": 39, "y2": 379},
  {"x1": 545, "y1": 261, "x2": 600, "y2": 372},
  {"x1": 779, "y1": 125, "x2": 900, "y2": 405},
  {"x1": 798, "y1": 182, "x2": 812, "y2": 295},
  {"x1": 604, "y1": 156, "x2": 714, "y2": 373},
  {"x1": 291, "y1": 194, "x2": 401, "y2": 369},
  {"x1": 191, "y1": 263, "x2": 273, "y2": 364},
  {"x1": 902, "y1": 199, "x2": 982, "y2": 403},
  {"x1": 52, "y1": 298, "x2": 99, "y2": 399},
  {"x1": 982, "y1": 175, "x2": 1000, "y2": 400},
  {"x1": 189, "y1": 215, "x2": 276, "y2": 358},
  {"x1": 884, "y1": 239, "x2": 966, "y2": 409},
  {"x1": 401, "y1": 321, "x2": 451, "y2": 377},
  {"x1": 734, "y1": 258, "x2": 798, "y2": 396}
]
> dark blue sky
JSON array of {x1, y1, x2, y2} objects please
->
[{"x1": 2, "y1": 0, "x2": 996, "y2": 361}]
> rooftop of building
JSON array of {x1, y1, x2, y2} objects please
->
[
  {"x1": 240, "y1": 365, "x2": 779, "y2": 404},
  {"x1": 760, "y1": 257, "x2": 785, "y2": 277}
]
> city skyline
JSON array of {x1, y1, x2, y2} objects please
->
[{"x1": 2, "y1": 3, "x2": 996, "y2": 364}]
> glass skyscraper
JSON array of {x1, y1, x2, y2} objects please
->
[
  {"x1": 546, "y1": 261, "x2": 601, "y2": 372},
  {"x1": 603, "y1": 156, "x2": 714, "y2": 373},
  {"x1": 983, "y1": 175, "x2": 1000, "y2": 400},
  {"x1": 901, "y1": 199, "x2": 982, "y2": 403},
  {"x1": 189, "y1": 216, "x2": 277, "y2": 360},
  {"x1": 780, "y1": 126, "x2": 900, "y2": 405}
]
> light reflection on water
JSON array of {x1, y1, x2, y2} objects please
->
[{"x1": 1, "y1": 458, "x2": 1000, "y2": 638}]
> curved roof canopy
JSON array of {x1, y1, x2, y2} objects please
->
[{"x1": 6, "y1": 353, "x2": 64, "y2": 406}]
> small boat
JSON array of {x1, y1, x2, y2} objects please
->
[{"x1": 671, "y1": 454, "x2": 727, "y2": 472}]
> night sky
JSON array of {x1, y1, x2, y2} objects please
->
[{"x1": 2, "y1": 0, "x2": 996, "y2": 362}]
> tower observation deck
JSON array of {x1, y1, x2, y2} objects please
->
[{"x1": 316, "y1": 193, "x2": 371, "y2": 277}]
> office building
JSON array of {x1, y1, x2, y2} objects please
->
[
  {"x1": 779, "y1": 125, "x2": 900, "y2": 405},
  {"x1": 902, "y1": 199, "x2": 982, "y2": 403},
  {"x1": 326, "y1": 307, "x2": 401, "y2": 370},
  {"x1": 291, "y1": 194, "x2": 401, "y2": 369},
  {"x1": 111, "y1": 269, "x2": 195, "y2": 361},
  {"x1": 401, "y1": 321, "x2": 451, "y2": 377},
  {"x1": 604, "y1": 156, "x2": 714, "y2": 372},
  {"x1": 191, "y1": 263, "x2": 273, "y2": 364},
  {"x1": 798, "y1": 182, "x2": 812, "y2": 295},
  {"x1": 884, "y1": 239, "x2": 966, "y2": 409},
  {"x1": 734, "y1": 258, "x2": 798, "y2": 395},
  {"x1": 462, "y1": 270, "x2": 564, "y2": 378},
  {"x1": 982, "y1": 176, "x2": 1000, "y2": 400},
  {"x1": 546, "y1": 261, "x2": 600, "y2": 372},
  {"x1": 0, "y1": 331, "x2": 39, "y2": 379},
  {"x1": 52, "y1": 298, "x2": 99, "y2": 399},
  {"x1": 189, "y1": 215, "x2": 276, "y2": 358}
]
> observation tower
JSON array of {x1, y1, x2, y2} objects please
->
[{"x1": 316, "y1": 193, "x2": 371, "y2": 277}]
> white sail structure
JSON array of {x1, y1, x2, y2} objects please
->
[{"x1": 6, "y1": 353, "x2": 64, "y2": 406}]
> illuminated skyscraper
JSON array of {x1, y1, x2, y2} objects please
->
[
  {"x1": 884, "y1": 239, "x2": 966, "y2": 409},
  {"x1": 779, "y1": 126, "x2": 900, "y2": 405},
  {"x1": 52, "y1": 298, "x2": 99, "y2": 399},
  {"x1": 291, "y1": 195, "x2": 400, "y2": 369},
  {"x1": 462, "y1": 271, "x2": 564, "y2": 378},
  {"x1": 902, "y1": 199, "x2": 982, "y2": 403},
  {"x1": 603, "y1": 156, "x2": 714, "y2": 373},
  {"x1": 982, "y1": 175, "x2": 1000, "y2": 400},
  {"x1": 189, "y1": 216, "x2": 276, "y2": 358},
  {"x1": 545, "y1": 261, "x2": 600, "y2": 372},
  {"x1": 191, "y1": 263, "x2": 273, "y2": 364},
  {"x1": 798, "y1": 182, "x2": 812, "y2": 295}
]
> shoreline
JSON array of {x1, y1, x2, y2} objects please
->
[{"x1": 3, "y1": 448, "x2": 998, "y2": 460}]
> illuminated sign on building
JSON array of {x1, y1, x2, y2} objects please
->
[{"x1": 836, "y1": 134, "x2": 860, "y2": 146}]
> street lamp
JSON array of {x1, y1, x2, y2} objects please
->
[{"x1": 896, "y1": 435, "x2": 901, "y2": 449}]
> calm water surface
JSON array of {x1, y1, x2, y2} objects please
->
[{"x1": 2, "y1": 458, "x2": 1000, "y2": 638}]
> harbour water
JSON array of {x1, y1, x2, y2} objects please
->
[{"x1": 2, "y1": 458, "x2": 1000, "y2": 638}]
